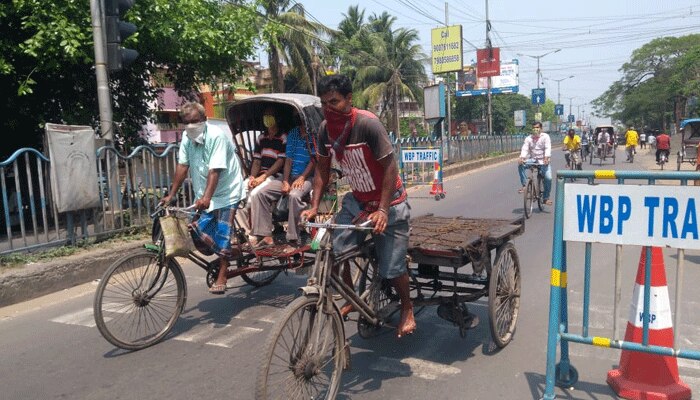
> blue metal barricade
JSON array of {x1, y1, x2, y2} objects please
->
[{"x1": 542, "y1": 169, "x2": 700, "y2": 399}]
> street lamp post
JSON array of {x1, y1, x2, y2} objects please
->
[
  {"x1": 544, "y1": 75, "x2": 574, "y2": 129},
  {"x1": 311, "y1": 54, "x2": 320, "y2": 96},
  {"x1": 517, "y1": 49, "x2": 561, "y2": 90}
]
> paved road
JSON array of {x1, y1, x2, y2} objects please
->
[{"x1": 1, "y1": 144, "x2": 699, "y2": 400}]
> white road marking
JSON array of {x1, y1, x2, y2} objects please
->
[
  {"x1": 206, "y1": 326, "x2": 263, "y2": 348},
  {"x1": 174, "y1": 323, "x2": 231, "y2": 343},
  {"x1": 50, "y1": 307, "x2": 98, "y2": 327},
  {"x1": 369, "y1": 356, "x2": 460, "y2": 380},
  {"x1": 233, "y1": 306, "x2": 280, "y2": 324}
]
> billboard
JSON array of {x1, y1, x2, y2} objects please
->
[
  {"x1": 431, "y1": 25, "x2": 463, "y2": 74},
  {"x1": 424, "y1": 83, "x2": 446, "y2": 120},
  {"x1": 456, "y1": 59, "x2": 519, "y2": 97},
  {"x1": 476, "y1": 48, "x2": 500, "y2": 78}
]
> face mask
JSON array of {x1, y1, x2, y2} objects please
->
[
  {"x1": 263, "y1": 115, "x2": 276, "y2": 128},
  {"x1": 186, "y1": 122, "x2": 205, "y2": 143},
  {"x1": 323, "y1": 107, "x2": 356, "y2": 137}
]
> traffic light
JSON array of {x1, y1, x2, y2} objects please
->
[{"x1": 105, "y1": 0, "x2": 138, "y2": 72}]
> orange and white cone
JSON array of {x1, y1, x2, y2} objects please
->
[
  {"x1": 606, "y1": 247, "x2": 691, "y2": 400},
  {"x1": 429, "y1": 162, "x2": 444, "y2": 195}
]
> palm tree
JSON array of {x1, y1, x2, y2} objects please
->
[
  {"x1": 259, "y1": 0, "x2": 332, "y2": 93},
  {"x1": 352, "y1": 20, "x2": 427, "y2": 137}
]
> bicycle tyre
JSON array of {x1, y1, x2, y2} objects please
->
[
  {"x1": 93, "y1": 249, "x2": 186, "y2": 350},
  {"x1": 537, "y1": 175, "x2": 544, "y2": 211},
  {"x1": 677, "y1": 155, "x2": 682, "y2": 171},
  {"x1": 488, "y1": 242, "x2": 521, "y2": 348},
  {"x1": 523, "y1": 179, "x2": 534, "y2": 219},
  {"x1": 241, "y1": 256, "x2": 283, "y2": 287},
  {"x1": 255, "y1": 295, "x2": 345, "y2": 400}
]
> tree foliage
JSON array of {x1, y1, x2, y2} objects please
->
[
  {"x1": 454, "y1": 94, "x2": 556, "y2": 134},
  {"x1": 331, "y1": 7, "x2": 427, "y2": 137},
  {"x1": 0, "y1": 0, "x2": 260, "y2": 156},
  {"x1": 592, "y1": 34, "x2": 700, "y2": 130}
]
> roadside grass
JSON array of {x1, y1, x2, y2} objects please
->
[{"x1": 0, "y1": 227, "x2": 149, "y2": 270}]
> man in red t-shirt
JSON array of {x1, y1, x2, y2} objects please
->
[
  {"x1": 655, "y1": 132, "x2": 671, "y2": 164},
  {"x1": 301, "y1": 74, "x2": 415, "y2": 338}
]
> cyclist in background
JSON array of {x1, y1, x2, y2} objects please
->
[
  {"x1": 656, "y1": 131, "x2": 671, "y2": 164},
  {"x1": 517, "y1": 121, "x2": 552, "y2": 205},
  {"x1": 562, "y1": 128, "x2": 582, "y2": 170},
  {"x1": 625, "y1": 126, "x2": 639, "y2": 162}
]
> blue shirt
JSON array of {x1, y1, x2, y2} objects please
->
[
  {"x1": 285, "y1": 127, "x2": 315, "y2": 177},
  {"x1": 178, "y1": 122, "x2": 244, "y2": 211}
]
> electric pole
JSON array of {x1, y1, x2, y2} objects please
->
[
  {"x1": 485, "y1": 0, "x2": 492, "y2": 135},
  {"x1": 445, "y1": 2, "x2": 451, "y2": 140},
  {"x1": 90, "y1": 0, "x2": 113, "y2": 141}
]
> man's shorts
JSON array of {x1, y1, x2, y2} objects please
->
[
  {"x1": 333, "y1": 194, "x2": 410, "y2": 280},
  {"x1": 190, "y1": 203, "x2": 238, "y2": 258}
]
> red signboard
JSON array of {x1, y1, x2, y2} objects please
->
[{"x1": 476, "y1": 47, "x2": 500, "y2": 78}]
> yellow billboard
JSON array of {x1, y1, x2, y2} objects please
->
[{"x1": 431, "y1": 25, "x2": 463, "y2": 74}]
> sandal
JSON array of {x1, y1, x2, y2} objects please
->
[
  {"x1": 209, "y1": 282, "x2": 227, "y2": 295},
  {"x1": 517, "y1": 187, "x2": 525, "y2": 194},
  {"x1": 544, "y1": 199, "x2": 553, "y2": 206}
]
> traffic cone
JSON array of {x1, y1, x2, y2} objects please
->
[
  {"x1": 606, "y1": 247, "x2": 691, "y2": 400},
  {"x1": 429, "y1": 161, "x2": 444, "y2": 195}
]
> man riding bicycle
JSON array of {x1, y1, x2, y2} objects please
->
[
  {"x1": 517, "y1": 121, "x2": 552, "y2": 205},
  {"x1": 625, "y1": 126, "x2": 639, "y2": 162},
  {"x1": 562, "y1": 128, "x2": 582, "y2": 170},
  {"x1": 655, "y1": 131, "x2": 671, "y2": 164}
]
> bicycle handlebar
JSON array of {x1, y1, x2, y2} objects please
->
[{"x1": 303, "y1": 220, "x2": 375, "y2": 231}]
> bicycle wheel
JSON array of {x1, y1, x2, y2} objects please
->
[
  {"x1": 241, "y1": 256, "x2": 283, "y2": 287},
  {"x1": 488, "y1": 242, "x2": 521, "y2": 348},
  {"x1": 93, "y1": 249, "x2": 186, "y2": 350},
  {"x1": 537, "y1": 175, "x2": 544, "y2": 211},
  {"x1": 255, "y1": 295, "x2": 345, "y2": 400},
  {"x1": 523, "y1": 179, "x2": 534, "y2": 219}
]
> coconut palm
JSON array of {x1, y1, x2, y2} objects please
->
[
  {"x1": 352, "y1": 21, "x2": 427, "y2": 137},
  {"x1": 259, "y1": 0, "x2": 332, "y2": 93}
]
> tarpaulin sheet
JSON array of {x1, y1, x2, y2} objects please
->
[{"x1": 45, "y1": 123, "x2": 100, "y2": 212}]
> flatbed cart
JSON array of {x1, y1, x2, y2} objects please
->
[{"x1": 254, "y1": 214, "x2": 524, "y2": 399}]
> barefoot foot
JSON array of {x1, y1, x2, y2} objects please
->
[{"x1": 397, "y1": 307, "x2": 416, "y2": 338}]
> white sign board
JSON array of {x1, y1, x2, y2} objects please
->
[
  {"x1": 514, "y1": 110, "x2": 526, "y2": 127},
  {"x1": 401, "y1": 149, "x2": 441, "y2": 163},
  {"x1": 563, "y1": 184, "x2": 700, "y2": 250}
]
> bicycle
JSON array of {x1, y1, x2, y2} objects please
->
[
  {"x1": 522, "y1": 161, "x2": 545, "y2": 219},
  {"x1": 658, "y1": 150, "x2": 669, "y2": 170},
  {"x1": 255, "y1": 215, "x2": 523, "y2": 399}
]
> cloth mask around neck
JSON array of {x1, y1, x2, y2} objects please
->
[
  {"x1": 263, "y1": 115, "x2": 276, "y2": 129},
  {"x1": 186, "y1": 122, "x2": 206, "y2": 143},
  {"x1": 324, "y1": 106, "x2": 357, "y2": 137}
]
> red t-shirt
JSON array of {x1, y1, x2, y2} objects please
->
[
  {"x1": 656, "y1": 134, "x2": 670, "y2": 150},
  {"x1": 318, "y1": 109, "x2": 402, "y2": 203}
]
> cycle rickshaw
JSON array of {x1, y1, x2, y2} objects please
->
[
  {"x1": 589, "y1": 124, "x2": 616, "y2": 165},
  {"x1": 93, "y1": 94, "x2": 351, "y2": 350},
  {"x1": 255, "y1": 213, "x2": 524, "y2": 399},
  {"x1": 676, "y1": 118, "x2": 700, "y2": 170}
]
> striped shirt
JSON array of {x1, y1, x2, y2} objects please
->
[{"x1": 253, "y1": 132, "x2": 286, "y2": 172}]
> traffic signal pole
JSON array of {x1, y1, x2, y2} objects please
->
[{"x1": 90, "y1": 0, "x2": 114, "y2": 142}]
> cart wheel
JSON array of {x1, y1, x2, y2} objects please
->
[
  {"x1": 523, "y1": 180, "x2": 534, "y2": 219},
  {"x1": 435, "y1": 194, "x2": 440, "y2": 201},
  {"x1": 555, "y1": 363, "x2": 579, "y2": 388},
  {"x1": 440, "y1": 192, "x2": 446, "y2": 199},
  {"x1": 488, "y1": 243, "x2": 521, "y2": 348}
]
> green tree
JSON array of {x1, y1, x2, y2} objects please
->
[
  {"x1": 259, "y1": 0, "x2": 332, "y2": 93},
  {"x1": 333, "y1": 9, "x2": 427, "y2": 137},
  {"x1": 592, "y1": 34, "x2": 700, "y2": 129},
  {"x1": 0, "y1": 0, "x2": 260, "y2": 155}
]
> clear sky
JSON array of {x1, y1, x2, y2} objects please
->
[{"x1": 276, "y1": 0, "x2": 700, "y2": 124}]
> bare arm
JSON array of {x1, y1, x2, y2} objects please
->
[
  {"x1": 161, "y1": 163, "x2": 189, "y2": 205},
  {"x1": 195, "y1": 169, "x2": 221, "y2": 211},
  {"x1": 300, "y1": 156, "x2": 330, "y2": 221}
]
